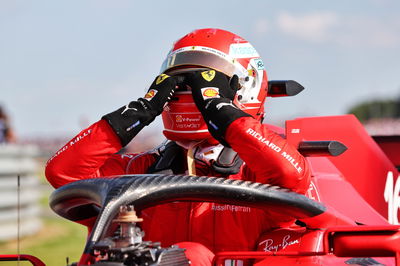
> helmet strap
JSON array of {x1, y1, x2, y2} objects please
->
[{"x1": 187, "y1": 142, "x2": 197, "y2": 176}]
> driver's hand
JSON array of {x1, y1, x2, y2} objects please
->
[
  {"x1": 139, "y1": 74, "x2": 177, "y2": 116},
  {"x1": 102, "y1": 74, "x2": 177, "y2": 146},
  {"x1": 185, "y1": 70, "x2": 251, "y2": 147}
]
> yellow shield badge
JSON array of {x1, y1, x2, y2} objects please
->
[
  {"x1": 156, "y1": 74, "x2": 169, "y2": 85},
  {"x1": 201, "y1": 70, "x2": 216, "y2": 82}
]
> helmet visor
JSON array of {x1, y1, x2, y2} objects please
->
[{"x1": 160, "y1": 47, "x2": 247, "y2": 79}]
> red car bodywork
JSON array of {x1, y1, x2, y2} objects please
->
[
  {"x1": 220, "y1": 114, "x2": 400, "y2": 265},
  {"x1": 286, "y1": 115, "x2": 398, "y2": 225},
  {"x1": 0, "y1": 254, "x2": 46, "y2": 266}
]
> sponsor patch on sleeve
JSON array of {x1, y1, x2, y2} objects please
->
[
  {"x1": 201, "y1": 87, "x2": 220, "y2": 100},
  {"x1": 144, "y1": 89, "x2": 158, "y2": 100}
]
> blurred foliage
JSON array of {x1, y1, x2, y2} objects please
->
[
  {"x1": 0, "y1": 217, "x2": 86, "y2": 266},
  {"x1": 348, "y1": 98, "x2": 400, "y2": 122}
]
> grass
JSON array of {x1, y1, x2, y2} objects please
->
[
  {"x1": 0, "y1": 163, "x2": 88, "y2": 265},
  {"x1": 0, "y1": 217, "x2": 86, "y2": 266}
]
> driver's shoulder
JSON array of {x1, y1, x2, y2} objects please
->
[{"x1": 100, "y1": 151, "x2": 158, "y2": 176}]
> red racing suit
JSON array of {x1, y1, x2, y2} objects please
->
[{"x1": 45, "y1": 116, "x2": 310, "y2": 253}]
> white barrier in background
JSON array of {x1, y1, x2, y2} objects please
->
[{"x1": 0, "y1": 144, "x2": 42, "y2": 240}]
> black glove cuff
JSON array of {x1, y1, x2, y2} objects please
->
[
  {"x1": 203, "y1": 98, "x2": 251, "y2": 147},
  {"x1": 102, "y1": 100, "x2": 156, "y2": 146}
]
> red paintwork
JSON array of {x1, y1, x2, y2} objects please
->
[
  {"x1": 323, "y1": 225, "x2": 400, "y2": 257},
  {"x1": 374, "y1": 136, "x2": 400, "y2": 166},
  {"x1": 286, "y1": 114, "x2": 399, "y2": 223},
  {"x1": 308, "y1": 157, "x2": 389, "y2": 225},
  {"x1": 213, "y1": 226, "x2": 400, "y2": 265},
  {"x1": 214, "y1": 252, "x2": 396, "y2": 266},
  {"x1": 0, "y1": 254, "x2": 46, "y2": 266}
]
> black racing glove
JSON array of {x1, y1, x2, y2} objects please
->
[
  {"x1": 186, "y1": 70, "x2": 251, "y2": 146},
  {"x1": 102, "y1": 74, "x2": 176, "y2": 146}
]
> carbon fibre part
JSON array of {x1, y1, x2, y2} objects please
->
[{"x1": 49, "y1": 174, "x2": 326, "y2": 254}]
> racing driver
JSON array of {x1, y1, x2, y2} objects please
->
[{"x1": 46, "y1": 28, "x2": 311, "y2": 265}]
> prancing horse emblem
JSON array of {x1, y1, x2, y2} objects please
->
[{"x1": 201, "y1": 70, "x2": 216, "y2": 82}]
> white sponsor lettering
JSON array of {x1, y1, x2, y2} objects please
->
[
  {"x1": 176, "y1": 116, "x2": 201, "y2": 123},
  {"x1": 246, "y1": 128, "x2": 302, "y2": 173},
  {"x1": 246, "y1": 128, "x2": 282, "y2": 152},
  {"x1": 211, "y1": 203, "x2": 251, "y2": 213},
  {"x1": 169, "y1": 46, "x2": 229, "y2": 60},
  {"x1": 199, "y1": 46, "x2": 228, "y2": 59},
  {"x1": 384, "y1": 171, "x2": 400, "y2": 224},
  {"x1": 182, "y1": 117, "x2": 201, "y2": 122},
  {"x1": 258, "y1": 234, "x2": 300, "y2": 252},
  {"x1": 176, "y1": 124, "x2": 201, "y2": 129},
  {"x1": 69, "y1": 129, "x2": 92, "y2": 146},
  {"x1": 46, "y1": 129, "x2": 92, "y2": 164},
  {"x1": 281, "y1": 152, "x2": 303, "y2": 173},
  {"x1": 47, "y1": 145, "x2": 69, "y2": 164}
]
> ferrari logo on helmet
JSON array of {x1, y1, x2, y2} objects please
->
[
  {"x1": 201, "y1": 87, "x2": 220, "y2": 99},
  {"x1": 156, "y1": 74, "x2": 169, "y2": 85},
  {"x1": 144, "y1": 89, "x2": 158, "y2": 99},
  {"x1": 201, "y1": 70, "x2": 216, "y2": 82}
]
